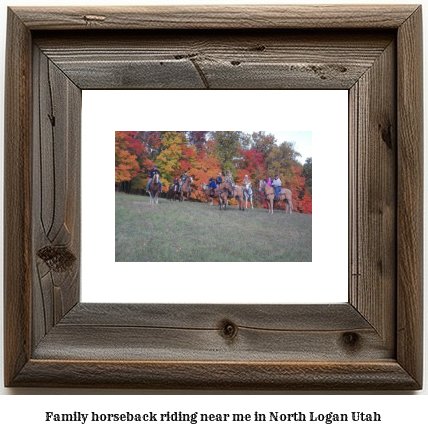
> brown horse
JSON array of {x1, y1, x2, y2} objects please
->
[
  {"x1": 232, "y1": 186, "x2": 245, "y2": 211},
  {"x1": 258, "y1": 180, "x2": 275, "y2": 214},
  {"x1": 168, "y1": 183, "x2": 180, "y2": 201},
  {"x1": 180, "y1": 176, "x2": 193, "y2": 202},
  {"x1": 278, "y1": 188, "x2": 294, "y2": 213},
  {"x1": 149, "y1": 173, "x2": 161, "y2": 204},
  {"x1": 201, "y1": 183, "x2": 215, "y2": 205},
  {"x1": 218, "y1": 181, "x2": 231, "y2": 210}
]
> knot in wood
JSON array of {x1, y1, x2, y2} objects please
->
[
  {"x1": 341, "y1": 332, "x2": 361, "y2": 350},
  {"x1": 37, "y1": 245, "x2": 76, "y2": 272},
  {"x1": 219, "y1": 320, "x2": 238, "y2": 340},
  {"x1": 378, "y1": 123, "x2": 393, "y2": 149}
]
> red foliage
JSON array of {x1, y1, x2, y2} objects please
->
[
  {"x1": 300, "y1": 189, "x2": 313, "y2": 214},
  {"x1": 114, "y1": 131, "x2": 312, "y2": 213}
]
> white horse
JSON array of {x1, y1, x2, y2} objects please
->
[
  {"x1": 243, "y1": 182, "x2": 254, "y2": 209},
  {"x1": 148, "y1": 173, "x2": 161, "y2": 204}
]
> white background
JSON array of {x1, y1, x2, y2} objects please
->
[
  {"x1": 0, "y1": 0, "x2": 427, "y2": 430},
  {"x1": 82, "y1": 89, "x2": 348, "y2": 304}
]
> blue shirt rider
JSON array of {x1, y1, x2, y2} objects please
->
[
  {"x1": 173, "y1": 176, "x2": 179, "y2": 191},
  {"x1": 147, "y1": 165, "x2": 162, "y2": 191},
  {"x1": 208, "y1": 178, "x2": 217, "y2": 196}
]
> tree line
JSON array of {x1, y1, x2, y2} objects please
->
[{"x1": 115, "y1": 131, "x2": 312, "y2": 213}]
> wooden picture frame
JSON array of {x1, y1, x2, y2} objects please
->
[{"x1": 4, "y1": 5, "x2": 423, "y2": 389}]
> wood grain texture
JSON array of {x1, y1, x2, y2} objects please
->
[
  {"x1": 4, "y1": 5, "x2": 423, "y2": 390},
  {"x1": 32, "y1": 47, "x2": 81, "y2": 348},
  {"x1": 349, "y1": 40, "x2": 396, "y2": 351},
  {"x1": 396, "y1": 6, "x2": 423, "y2": 387},
  {"x1": 3, "y1": 8, "x2": 32, "y2": 387},
  {"x1": 12, "y1": 5, "x2": 420, "y2": 30},
  {"x1": 33, "y1": 304, "x2": 391, "y2": 362},
  {"x1": 60, "y1": 303, "x2": 370, "y2": 329},
  {"x1": 34, "y1": 31, "x2": 393, "y2": 89},
  {"x1": 12, "y1": 361, "x2": 419, "y2": 390}
]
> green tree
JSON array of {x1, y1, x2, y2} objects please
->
[
  {"x1": 251, "y1": 131, "x2": 277, "y2": 158},
  {"x1": 302, "y1": 157, "x2": 312, "y2": 194},
  {"x1": 211, "y1": 131, "x2": 243, "y2": 175},
  {"x1": 265, "y1": 141, "x2": 301, "y2": 177}
]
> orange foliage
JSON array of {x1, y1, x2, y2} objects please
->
[{"x1": 114, "y1": 131, "x2": 312, "y2": 213}]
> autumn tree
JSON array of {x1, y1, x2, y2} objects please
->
[
  {"x1": 300, "y1": 189, "x2": 312, "y2": 214},
  {"x1": 154, "y1": 131, "x2": 187, "y2": 191},
  {"x1": 187, "y1": 131, "x2": 208, "y2": 152},
  {"x1": 115, "y1": 131, "x2": 140, "y2": 192},
  {"x1": 236, "y1": 149, "x2": 266, "y2": 184},
  {"x1": 114, "y1": 130, "x2": 312, "y2": 212},
  {"x1": 265, "y1": 141, "x2": 301, "y2": 177},
  {"x1": 250, "y1": 131, "x2": 277, "y2": 159},
  {"x1": 239, "y1": 132, "x2": 252, "y2": 150},
  {"x1": 134, "y1": 131, "x2": 162, "y2": 161},
  {"x1": 190, "y1": 153, "x2": 222, "y2": 202}
]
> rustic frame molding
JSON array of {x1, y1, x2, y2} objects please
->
[{"x1": 4, "y1": 5, "x2": 423, "y2": 389}]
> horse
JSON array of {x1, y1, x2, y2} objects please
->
[
  {"x1": 148, "y1": 173, "x2": 161, "y2": 204},
  {"x1": 201, "y1": 183, "x2": 215, "y2": 205},
  {"x1": 258, "y1": 180, "x2": 275, "y2": 214},
  {"x1": 232, "y1": 186, "x2": 245, "y2": 211},
  {"x1": 168, "y1": 183, "x2": 180, "y2": 201},
  {"x1": 278, "y1": 188, "x2": 294, "y2": 213},
  {"x1": 242, "y1": 182, "x2": 254, "y2": 209},
  {"x1": 218, "y1": 181, "x2": 231, "y2": 211},
  {"x1": 180, "y1": 176, "x2": 193, "y2": 202}
]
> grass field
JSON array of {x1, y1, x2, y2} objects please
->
[{"x1": 116, "y1": 193, "x2": 312, "y2": 262}]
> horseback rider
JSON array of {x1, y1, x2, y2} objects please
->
[
  {"x1": 242, "y1": 174, "x2": 254, "y2": 209},
  {"x1": 272, "y1": 173, "x2": 282, "y2": 200},
  {"x1": 216, "y1": 171, "x2": 223, "y2": 188},
  {"x1": 147, "y1": 165, "x2": 162, "y2": 191},
  {"x1": 179, "y1": 171, "x2": 189, "y2": 192},
  {"x1": 224, "y1": 170, "x2": 234, "y2": 197},
  {"x1": 207, "y1": 177, "x2": 217, "y2": 197},
  {"x1": 243, "y1": 174, "x2": 252, "y2": 193},
  {"x1": 173, "y1": 176, "x2": 179, "y2": 192}
]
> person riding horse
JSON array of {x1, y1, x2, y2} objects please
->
[
  {"x1": 179, "y1": 171, "x2": 189, "y2": 192},
  {"x1": 242, "y1": 174, "x2": 254, "y2": 209},
  {"x1": 272, "y1": 173, "x2": 282, "y2": 201},
  {"x1": 173, "y1": 176, "x2": 179, "y2": 192},
  {"x1": 207, "y1": 178, "x2": 217, "y2": 197},
  {"x1": 147, "y1": 165, "x2": 162, "y2": 191},
  {"x1": 224, "y1": 170, "x2": 234, "y2": 197},
  {"x1": 216, "y1": 172, "x2": 223, "y2": 189}
]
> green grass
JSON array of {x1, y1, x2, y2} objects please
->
[{"x1": 115, "y1": 192, "x2": 312, "y2": 262}]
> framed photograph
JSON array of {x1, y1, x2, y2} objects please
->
[
  {"x1": 113, "y1": 127, "x2": 314, "y2": 263},
  {"x1": 84, "y1": 90, "x2": 348, "y2": 305},
  {"x1": 4, "y1": 5, "x2": 423, "y2": 389}
]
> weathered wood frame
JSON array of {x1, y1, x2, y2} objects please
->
[{"x1": 4, "y1": 5, "x2": 423, "y2": 389}]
